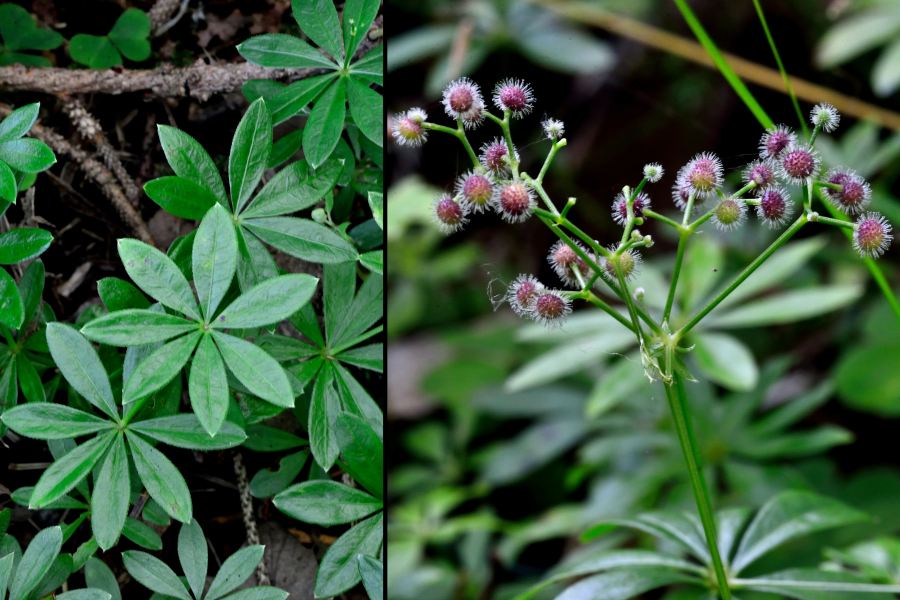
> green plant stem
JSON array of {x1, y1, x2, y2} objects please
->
[
  {"x1": 643, "y1": 209, "x2": 684, "y2": 230},
  {"x1": 526, "y1": 176, "x2": 561, "y2": 216},
  {"x1": 537, "y1": 139, "x2": 566, "y2": 184},
  {"x1": 664, "y1": 373, "x2": 732, "y2": 600},
  {"x1": 812, "y1": 215, "x2": 855, "y2": 230},
  {"x1": 579, "y1": 291, "x2": 636, "y2": 332},
  {"x1": 679, "y1": 214, "x2": 808, "y2": 336},
  {"x1": 664, "y1": 230, "x2": 689, "y2": 323},
  {"x1": 614, "y1": 262, "x2": 645, "y2": 343},
  {"x1": 423, "y1": 122, "x2": 479, "y2": 168}
]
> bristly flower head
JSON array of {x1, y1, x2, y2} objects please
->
[
  {"x1": 433, "y1": 194, "x2": 468, "y2": 233},
  {"x1": 531, "y1": 290, "x2": 572, "y2": 327},
  {"x1": 759, "y1": 125, "x2": 797, "y2": 159},
  {"x1": 548, "y1": 240, "x2": 589, "y2": 286},
  {"x1": 853, "y1": 212, "x2": 892, "y2": 258},
  {"x1": 643, "y1": 163, "x2": 664, "y2": 183},
  {"x1": 743, "y1": 159, "x2": 777, "y2": 188},
  {"x1": 442, "y1": 78, "x2": 484, "y2": 127},
  {"x1": 495, "y1": 181, "x2": 535, "y2": 223},
  {"x1": 712, "y1": 198, "x2": 747, "y2": 231},
  {"x1": 455, "y1": 171, "x2": 494, "y2": 213},
  {"x1": 672, "y1": 176, "x2": 693, "y2": 210},
  {"x1": 391, "y1": 108, "x2": 428, "y2": 147},
  {"x1": 612, "y1": 191, "x2": 650, "y2": 226},
  {"x1": 823, "y1": 168, "x2": 871, "y2": 215},
  {"x1": 810, "y1": 103, "x2": 840, "y2": 133},
  {"x1": 493, "y1": 78, "x2": 535, "y2": 118},
  {"x1": 779, "y1": 144, "x2": 820, "y2": 183},
  {"x1": 507, "y1": 274, "x2": 544, "y2": 316},
  {"x1": 681, "y1": 152, "x2": 723, "y2": 198},
  {"x1": 756, "y1": 186, "x2": 794, "y2": 228},
  {"x1": 480, "y1": 138, "x2": 517, "y2": 173},
  {"x1": 542, "y1": 118, "x2": 565, "y2": 141},
  {"x1": 604, "y1": 249, "x2": 641, "y2": 280}
]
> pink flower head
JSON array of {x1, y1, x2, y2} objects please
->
[
  {"x1": 759, "y1": 125, "x2": 797, "y2": 159},
  {"x1": 391, "y1": 108, "x2": 428, "y2": 147},
  {"x1": 493, "y1": 78, "x2": 535, "y2": 118},
  {"x1": 455, "y1": 171, "x2": 495, "y2": 213},
  {"x1": 823, "y1": 169, "x2": 871, "y2": 215},
  {"x1": 507, "y1": 274, "x2": 544, "y2": 316},
  {"x1": 442, "y1": 78, "x2": 484, "y2": 127},
  {"x1": 433, "y1": 194, "x2": 468, "y2": 233},
  {"x1": 548, "y1": 240, "x2": 589, "y2": 286},
  {"x1": 480, "y1": 138, "x2": 517, "y2": 173},
  {"x1": 756, "y1": 187, "x2": 793, "y2": 228},
  {"x1": 712, "y1": 198, "x2": 747, "y2": 231},
  {"x1": 494, "y1": 181, "x2": 535, "y2": 223},
  {"x1": 672, "y1": 175, "x2": 693, "y2": 210},
  {"x1": 779, "y1": 145, "x2": 820, "y2": 183},
  {"x1": 853, "y1": 212, "x2": 892, "y2": 258},
  {"x1": 612, "y1": 191, "x2": 650, "y2": 226},
  {"x1": 532, "y1": 290, "x2": 572, "y2": 327},
  {"x1": 743, "y1": 159, "x2": 777, "y2": 188},
  {"x1": 603, "y1": 249, "x2": 641, "y2": 281},
  {"x1": 681, "y1": 152, "x2": 723, "y2": 197}
]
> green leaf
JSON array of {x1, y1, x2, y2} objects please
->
[
  {"x1": 143, "y1": 176, "x2": 220, "y2": 221},
  {"x1": 213, "y1": 274, "x2": 317, "y2": 329},
  {"x1": 705, "y1": 285, "x2": 862, "y2": 329},
  {"x1": 242, "y1": 158, "x2": 343, "y2": 219},
  {"x1": 189, "y1": 334, "x2": 230, "y2": 436},
  {"x1": 292, "y1": 0, "x2": 344, "y2": 63},
  {"x1": 236, "y1": 228, "x2": 279, "y2": 291},
  {"x1": 357, "y1": 555, "x2": 383, "y2": 600},
  {"x1": 314, "y1": 513, "x2": 382, "y2": 598},
  {"x1": 332, "y1": 363, "x2": 383, "y2": 437},
  {"x1": 836, "y1": 342, "x2": 900, "y2": 416},
  {"x1": 238, "y1": 34, "x2": 336, "y2": 69},
  {"x1": 873, "y1": 38, "x2": 900, "y2": 97},
  {"x1": 9, "y1": 526, "x2": 62, "y2": 600},
  {"x1": 216, "y1": 588, "x2": 289, "y2": 600},
  {"x1": 309, "y1": 364, "x2": 341, "y2": 470},
  {"x1": 127, "y1": 432, "x2": 193, "y2": 523},
  {"x1": 46, "y1": 323, "x2": 118, "y2": 419},
  {"x1": 692, "y1": 331, "x2": 758, "y2": 391},
  {"x1": 262, "y1": 74, "x2": 335, "y2": 125},
  {"x1": 0, "y1": 103, "x2": 39, "y2": 142},
  {"x1": 302, "y1": 79, "x2": 346, "y2": 169},
  {"x1": 123, "y1": 332, "x2": 200, "y2": 404},
  {"x1": 91, "y1": 435, "x2": 129, "y2": 551},
  {"x1": 122, "y1": 517, "x2": 163, "y2": 550},
  {"x1": 741, "y1": 568, "x2": 900, "y2": 599},
  {"x1": 1, "y1": 403, "x2": 112, "y2": 439},
  {"x1": 130, "y1": 414, "x2": 246, "y2": 450},
  {"x1": 250, "y1": 450, "x2": 309, "y2": 498},
  {"x1": 107, "y1": 8, "x2": 150, "y2": 62},
  {"x1": 554, "y1": 567, "x2": 695, "y2": 600},
  {"x1": 229, "y1": 98, "x2": 272, "y2": 212},
  {"x1": 68, "y1": 34, "x2": 121, "y2": 69},
  {"x1": 118, "y1": 238, "x2": 201, "y2": 320},
  {"x1": 732, "y1": 491, "x2": 868, "y2": 574},
  {"x1": 245, "y1": 217, "x2": 357, "y2": 263},
  {"x1": 16, "y1": 356, "x2": 45, "y2": 403},
  {"x1": 0, "y1": 228, "x2": 52, "y2": 264},
  {"x1": 335, "y1": 412, "x2": 383, "y2": 497},
  {"x1": 274, "y1": 480, "x2": 381, "y2": 525},
  {"x1": 368, "y1": 192, "x2": 382, "y2": 229},
  {"x1": 268, "y1": 129, "x2": 304, "y2": 169},
  {"x1": 0, "y1": 4, "x2": 63, "y2": 52},
  {"x1": 85, "y1": 557, "x2": 122, "y2": 600},
  {"x1": 205, "y1": 545, "x2": 265, "y2": 600},
  {"x1": 359, "y1": 250, "x2": 382, "y2": 274},
  {"x1": 243, "y1": 424, "x2": 307, "y2": 452},
  {"x1": 331, "y1": 269, "x2": 382, "y2": 347},
  {"x1": 815, "y1": 6, "x2": 900, "y2": 68},
  {"x1": 30, "y1": 432, "x2": 115, "y2": 508},
  {"x1": 342, "y1": 0, "x2": 380, "y2": 57},
  {"x1": 56, "y1": 591, "x2": 113, "y2": 600},
  {"x1": 177, "y1": 520, "x2": 208, "y2": 600},
  {"x1": 0, "y1": 268, "x2": 23, "y2": 329},
  {"x1": 0, "y1": 553, "x2": 14, "y2": 599},
  {"x1": 157, "y1": 125, "x2": 228, "y2": 205},
  {"x1": 351, "y1": 45, "x2": 383, "y2": 84},
  {"x1": 97, "y1": 277, "x2": 149, "y2": 311},
  {"x1": 517, "y1": 25, "x2": 612, "y2": 76},
  {"x1": 81, "y1": 309, "x2": 197, "y2": 346},
  {"x1": 385, "y1": 25, "x2": 452, "y2": 71},
  {"x1": 346, "y1": 78, "x2": 382, "y2": 147},
  {"x1": 212, "y1": 331, "x2": 293, "y2": 407},
  {"x1": 122, "y1": 551, "x2": 191, "y2": 600},
  {"x1": 0, "y1": 160, "x2": 15, "y2": 202},
  {"x1": 193, "y1": 204, "x2": 238, "y2": 319}
]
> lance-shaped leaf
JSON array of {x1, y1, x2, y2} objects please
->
[
  {"x1": 314, "y1": 513, "x2": 383, "y2": 598},
  {"x1": 122, "y1": 551, "x2": 191, "y2": 600},
  {"x1": 0, "y1": 268, "x2": 23, "y2": 329},
  {"x1": 130, "y1": 414, "x2": 246, "y2": 450},
  {"x1": 292, "y1": 0, "x2": 344, "y2": 63},
  {"x1": 309, "y1": 363, "x2": 341, "y2": 470},
  {"x1": 237, "y1": 33, "x2": 336, "y2": 69},
  {"x1": 30, "y1": 432, "x2": 115, "y2": 508},
  {"x1": 205, "y1": 545, "x2": 265, "y2": 600},
  {"x1": 0, "y1": 138, "x2": 56, "y2": 172},
  {"x1": 302, "y1": 79, "x2": 345, "y2": 169},
  {"x1": 97, "y1": 277, "x2": 149, "y2": 311},
  {"x1": 216, "y1": 589, "x2": 289, "y2": 600},
  {"x1": 335, "y1": 412, "x2": 383, "y2": 498},
  {"x1": 0, "y1": 161, "x2": 15, "y2": 202},
  {"x1": 212, "y1": 331, "x2": 293, "y2": 407},
  {"x1": 127, "y1": 432, "x2": 193, "y2": 523},
  {"x1": 0, "y1": 103, "x2": 40, "y2": 142},
  {"x1": 178, "y1": 520, "x2": 208, "y2": 600},
  {"x1": 193, "y1": 203, "x2": 238, "y2": 319},
  {"x1": 118, "y1": 239, "x2": 201, "y2": 320},
  {"x1": 143, "y1": 176, "x2": 219, "y2": 220},
  {"x1": 92, "y1": 434, "x2": 129, "y2": 551},
  {"x1": 9, "y1": 526, "x2": 62, "y2": 600},
  {"x1": 157, "y1": 125, "x2": 228, "y2": 204},
  {"x1": 273, "y1": 480, "x2": 381, "y2": 526},
  {"x1": 241, "y1": 158, "x2": 343, "y2": 219},
  {"x1": 123, "y1": 332, "x2": 200, "y2": 404},
  {"x1": 244, "y1": 217, "x2": 357, "y2": 263},
  {"x1": 81, "y1": 309, "x2": 197, "y2": 346},
  {"x1": 1, "y1": 403, "x2": 113, "y2": 439},
  {"x1": 342, "y1": 0, "x2": 381, "y2": 58},
  {"x1": 0, "y1": 228, "x2": 52, "y2": 264},
  {"x1": 213, "y1": 273, "x2": 317, "y2": 329},
  {"x1": 46, "y1": 323, "x2": 118, "y2": 419},
  {"x1": 357, "y1": 555, "x2": 383, "y2": 600},
  {"x1": 347, "y1": 78, "x2": 382, "y2": 146},
  {"x1": 189, "y1": 334, "x2": 230, "y2": 436},
  {"x1": 229, "y1": 98, "x2": 272, "y2": 212}
]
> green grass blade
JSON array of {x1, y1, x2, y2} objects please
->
[
  {"x1": 751, "y1": 0, "x2": 810, "y2": 137},
  {"x1": 671, "y1": 0, "x2": 774, "y2": 130}
]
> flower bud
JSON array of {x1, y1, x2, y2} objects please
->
[
  {"x1": 480, "y1": 138, "x2": 518, "y2": 174},
  {"x1": 853, "y1": 212, "x2": 893, "y2": 258},
  {"x1": 455, "y1": 171, "x2": 495, "y2": 213},
  {"x1": 779, "y1": 144, "x2": 820, "y2": 183},
  {"x1": 680, "y1": 152, "x2": 722, "y2": 198},
  {"x1": 532, "y1": 290, "x2": 572, "y2": 327},
  {"x1": 603, "y1": 249, "x2": 641, "y2": 280},
  {"x1": 759, "y1": 125, "x2": 797, "y2": 159},
  {"x1": 548, "y1": 240, "x2": 589, "y2": 286},
  {"x1": 507, "y1": 274, "x2": 544, "y2": 316},
  {"x1": 823, "y1": 169, "x2": 871, "y2": 215},
  {"x1": 442, "y1": 78, "x2": 485, "y2": 128},
  {"x1": 643, "y1": 163, "x2": 664, "y2": 183},
  {"x1": 493, "y1": 78, "x2": 535, "y2": 118},
  {"x1": 712, "y1": 198, "x2": 747, "y2": 231},
  {"x1": 311, "y1": 208, "x2": 327, "y2": 223},
  {"x1": 743, "y1": 159, "x2": 776, "y2": 188},
  {"x1": 433, "y1": 194, "x2": 468, "y2": 233},
  {"x1": 672, "y1": 178, "x2": 693, "y2": 210},
  {"x1": 391, "y1": 108, "x2": 428, "y2": 147},
  {"x1": 810, "y1": 103, "x2": 840, "y2": 132},
  {"x1": 542, "y1": 118, "x2": 565, "y2": 141},
  {"x1": 612, "y1": 191, "x2": 650, "y2": 226},
  {"x1": 756, "y1": 186, "x2": 793, "y2": 228},
  {"x1": 494, "y1": 181, "x2": 535, "y2": 223}
]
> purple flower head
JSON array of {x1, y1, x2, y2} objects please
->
[
  {"x1": 493, "y1": 78, "x2": 535, "y2": 118},
  {"x1": 756, "y1": 187, "x2": 794, "y2": 228},
  {"x1": 480, "y1": 138, "x2": 517, "y2": 174},
  {"x1": 507, "y1": 274, "x2": 544, "y2": 316},
  {"x1": 779, "y1": 145, "x2": 820, "y2": 183},
  {"x1": 823, "y1": 169, "x2": 871, "y2": 215},
  {"x1": 532, "y1": 291, "x2": 572, "y2": 327},
  {"x1": 455, "y1": 171, "x2": 494, "y2": 213},
  {"x1": 712, "y1": 198, "x2": 747, "y2": 231},
  {"x1": 612, "y1": 191, "x2": 650, "y2": 226},
  {"x1": 682, "y1": 152, "x2": 723, "y2": 197},
  {"x1": 442, "y1": 78, "x2": 484, "y2": 128},
  {"x1": 495, "y1": 181, "x2": 535, "y2": 223},
  {"x1": 433, "y1": 194, "x2": 468, "y2": 233},
  {"x1": 391, "y1": 108, "x2": 428, "y2": 147},
  {"x1": 548, "y1": 240, "x2": 589, "y2": 286},
  {"x1": 854, "y1": 212, "x2": 893, "y2": 258},
  {"x1": 743, "y1": 159, "x2": 777, "y2": 188},
  {"x1": 759, "y1": 125, "x2": 797, "y2": 159}
]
